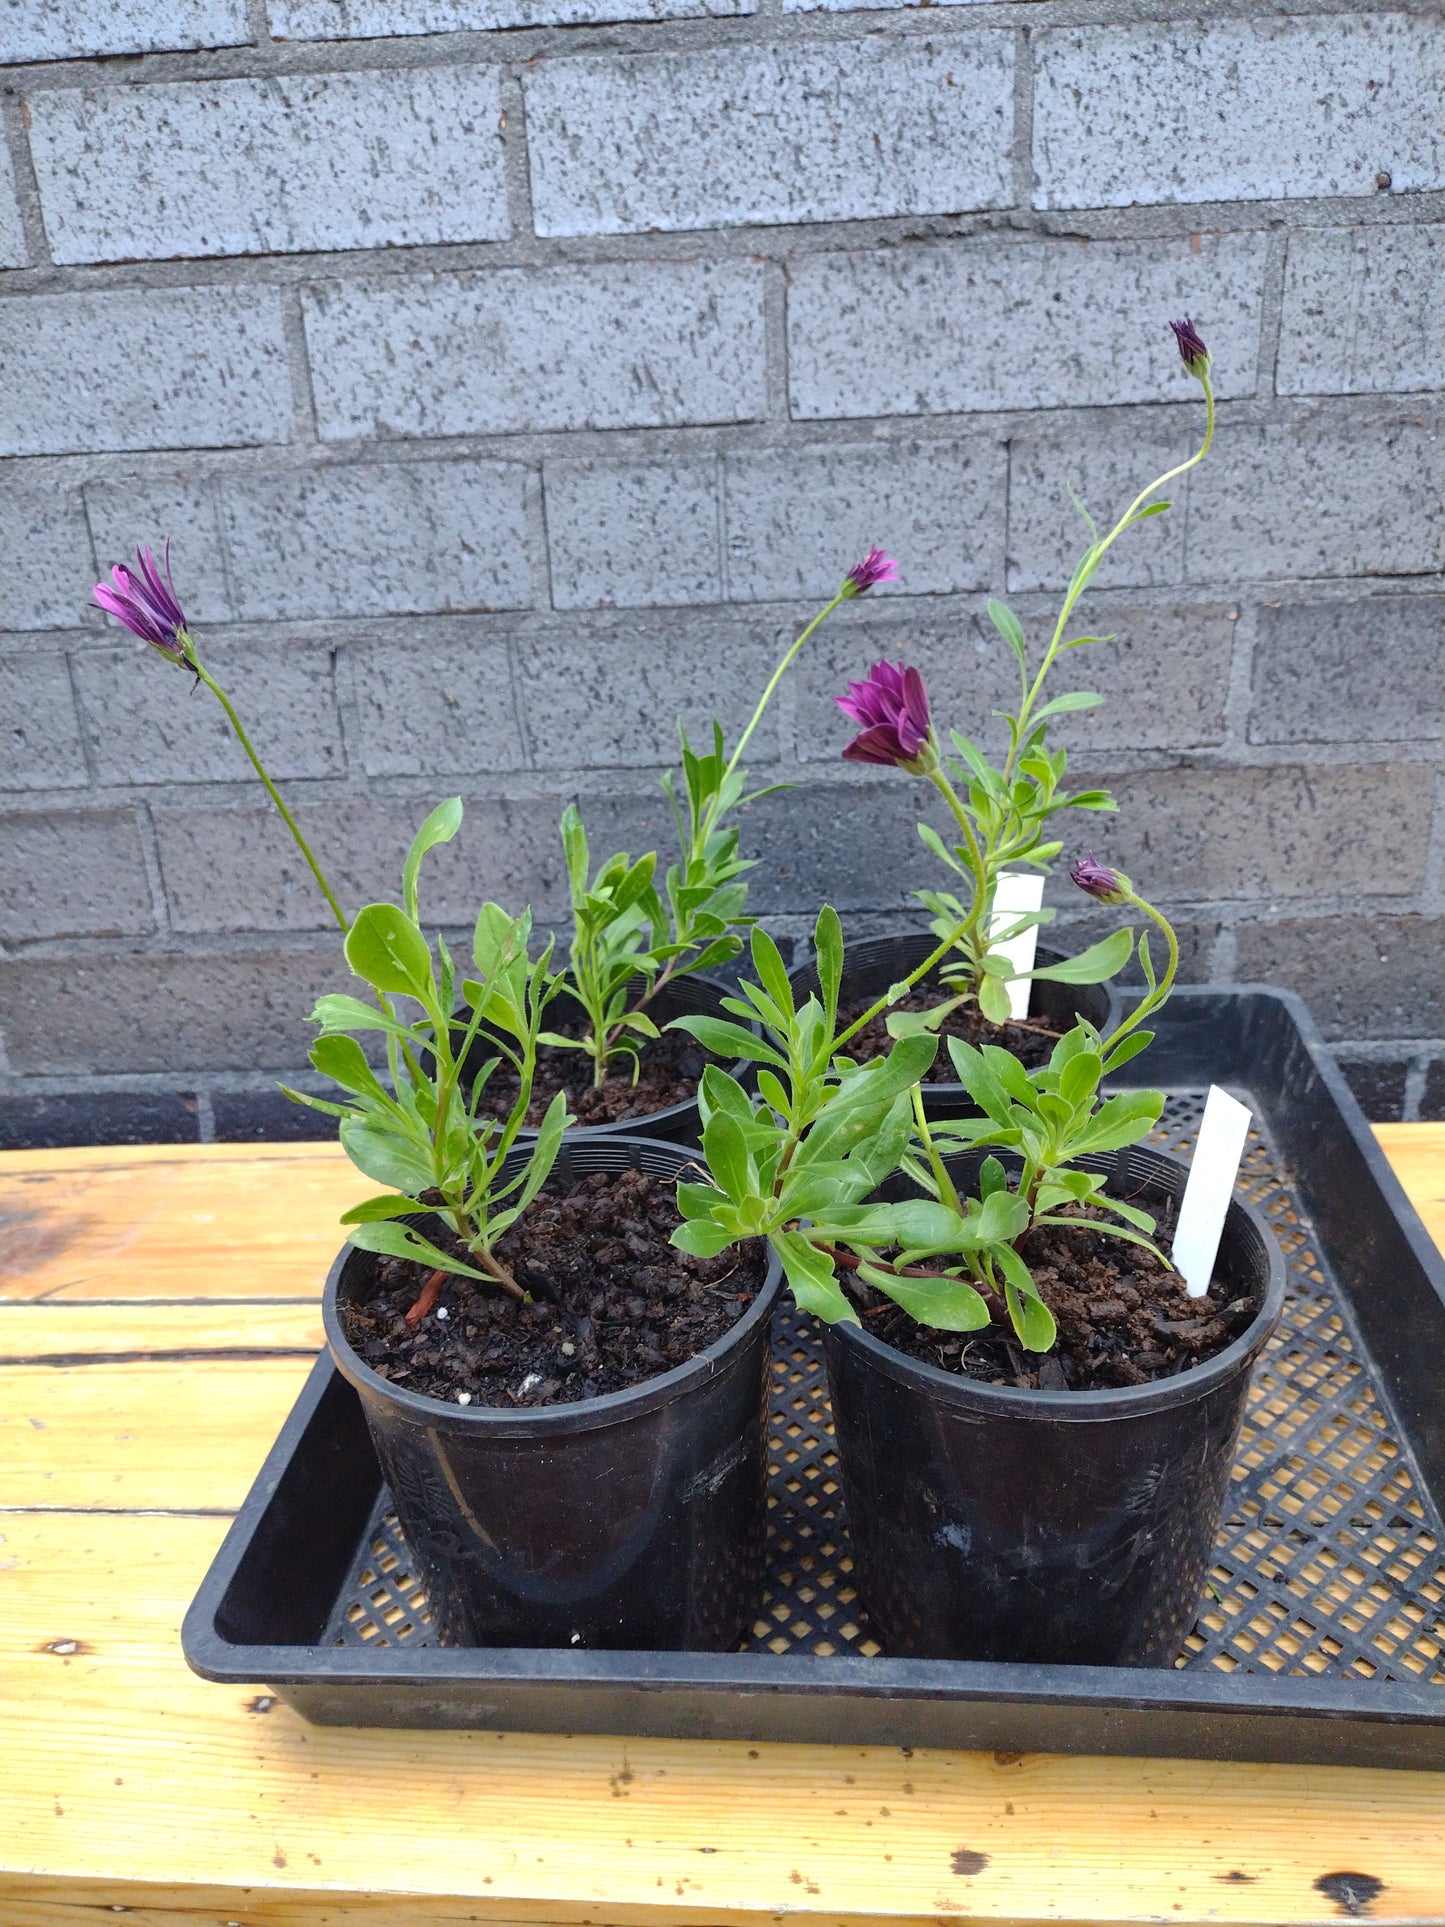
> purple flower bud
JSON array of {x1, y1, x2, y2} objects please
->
[
  {"x1": 840, "y1": 546, "x2": 900, "y2": 599},
  {"x1": 92, "y1": 544, "x2": 191, "y2": 665},
  {"x1": 837, "y1": 660, "x2": 934, "y2": 772},
  {"x1": 1168, "y1": 316, "x2": 1210, "y2": 378},
  {"x1": 1070, "y1": 853, "x2": 1130, "y2": 906}
]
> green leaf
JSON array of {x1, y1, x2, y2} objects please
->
[
  {"x1": 671, "y1": 1219, "x2": 739, "y2": 1259},
  {"x1": 348, "y1": 1220, "x2": 491, "y2": 1284},
  {"x1": 310, "y1": 993, "x2": 414, "y2": 1038},
  {"x1": 978, "y1": 1155, "x2": 1007, "y2": 1199},
  {"x1": 278, "y1": 1085, "x2": 356, "y2": 1120},
  {"x1": 338, "y1": 1116, "x2": 435, "y2": 1196},
  {"x1": 1030, "y1": 928, "x2": 1134, "y2": 985},
  {"x1": 755, "y1": 1068, "x2": 791, "y2": 1118},
  {"x1": 340, "y1": 1193, "x2": 418, "y2": 1225},
  {"x1": 509, "y1": 1090, "x2": 571, "y2": 1219},
  {"x1": 310, "y1": 1032, "x2": 392, "y2": 1107},
  {"x1": 560, "y1": 803, "x2": 590, "y2": 903},
  {"x1": 1032, "y1": 691, "x2": 1104, "y2": 724},
  {"x1": 774, "y1": 1231, "x2": 857, "y2": 1325},
  {"x1": 402, "y1": 797, "x2": 463, "y2": 923},
  {"x1": 702, "y1": 1109, "x2": 756, "y2": 1206},
  {"x1": 992, "y1": 1244, "x2": 1057, "y2": 1352},
  {"x1": 1012, "y1": 1285, "x2": 1057, "y2": 1353},
  {"x1": 749, "y1": 926, "x2": 794, "y2": 1023},
  {"x1": 700, "y1": 1064, "x2": 755, "y2": 1124},
  {"x1": 1058, "y1": 1049, "x2": 1102, "y2": 1109},
  {"x1": 1131, "y1": 500, "x2": 1171, "y2": 520},
  {"x1": 1102, "y1": 1029, "x2": 1154, "y2": 1075},
  {"x1": 977, "y1": 971, "x2": 1012, "y2": 1026},
  {"x1": 943, "y1": 1038, "x2": 1015, "y2": 1125},
  {"x1": 1065, "y1": 790, "x2": 1117, "y2": 812},
  {"x1": 814, "y1": 905, "x2": 843, "y2": 1029},
  {"x1": 860, "y1": 1265, "x2": 992, "y2": 1333},
  {"x1": 345, "y1": 902, "x2": 434, "y2": 1001},
  {"x1": 987, "y1": 597, "x2": 1028, "y2": 671},
  {"x1": 976, "y1": 1187, "x2": 1030, "y2": 1244},
  {"x1": 1067, "y1": 1088, "x2": 1165, "y2": 1156},
  {"x1": 668, "y1": 1014, "x2": 779, "y2": 1068}
]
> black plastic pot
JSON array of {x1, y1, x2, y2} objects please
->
[
  {"x1": 789, "y1": 933, "x2": 1120, "y2": 1117},
  {"x1": 824, "y1": 1142, "x2": 1285, "y2": 1667},
  {"x1": 322, "y1": 1135, "x2": 781, "y2": 1652},
  {"x1": 454, "y1": 975, "x2": 752, "y2": 1150}
]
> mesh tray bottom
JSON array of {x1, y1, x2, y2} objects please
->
[{"x1": 327, "y1": 1095, "x2": 1445, "y2": 1684}]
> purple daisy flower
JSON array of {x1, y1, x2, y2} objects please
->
[
  {"x1": 1168, "y1": 317, "x2": 1210, "y2": 377},
  {"x1": 92, "y1": 544, "x2": 191, "y2": 665},
  {"x1": 1070, "y1": 853, "x2": 1130, "y2": 906},
  {"x1": 837, "y1": 660, "x2": 933, "y2": 771},
  {"x1": 841, "y1": 547, "x2": 900, "y2": 599}
]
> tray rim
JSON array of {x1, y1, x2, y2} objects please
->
[{"x1": 180, "y1": 984, "x2": 1445, "y2": 1761}]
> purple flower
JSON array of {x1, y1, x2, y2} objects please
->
[
  {"x1": 92, "y1": 544, "x2": 191, "y2": 665},
  {"x1": 837, "y1": 660, "x2": 934, "y2": 771},
  {"x1": 1070, "y1": 854, "x2": 1130, "y2": 906},
  {"x1": 1168, "y1": 316, "x2": 1210, "y2": 377},
  {"x1": 840, "y1": 547, "x2": 900, "y2": 600}
]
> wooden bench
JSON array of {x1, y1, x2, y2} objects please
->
[{"x1": 2, "y1": 1129, "x2": 1444, "y2": 1925}]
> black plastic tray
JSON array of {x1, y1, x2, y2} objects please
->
[{"x1": 183, "y1": 988, "x2": 1445, "y2": 1768}]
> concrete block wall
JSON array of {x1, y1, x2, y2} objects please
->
[{"x1": 1, "y1": 0, "x2": 1443, "y2": 1130}]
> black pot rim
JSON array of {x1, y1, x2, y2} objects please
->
[
  {"x1": 322, "y1": 1134, "x2": 782, "y2": 1436},
  {"x1": 828, "y1": 1143, "x2": 1286, "y2": 1421}
]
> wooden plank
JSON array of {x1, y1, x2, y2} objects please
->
[
  {"x1": 0, "y1": 1301, "x2": 324, "y2": 1362},
  {"x1": 0, "y1": 1144, "x2": 373, "y2": 1303},
  {"x1": 3, "y1": 1511, "x2": 1445, "y2": 1927},
  {"x1": 0, "y1": 1358, "x2": 316, "y2": 1510},
  {"x1": 1375, "y1": 1122, "x2": 1445, "y2": 1257}
]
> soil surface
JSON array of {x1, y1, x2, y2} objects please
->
[
  {"x1": 835, "y1": 987, "x2": 1066, "y2": 1079},
  {"x1": 466, "y1": 1003, "x2": 723, "y2": 1128},
  {"x1": 852, "y1": 1196, "x2": 1261, "y2": 1392},
  {"x1": 340, "y1": 1167, "x2": 768, "y2": 1408}
]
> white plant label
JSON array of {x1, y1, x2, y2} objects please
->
[
  {"x1": 1173, "y1": 1085, "x2": 1252, "y2": 1298},
  {"x1": 989, "y1": 871, "x2": 1045, "y2": 1020}
]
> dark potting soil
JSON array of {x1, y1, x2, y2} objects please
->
[
  {"x1": 469, "y1": 1007, "x2": 720, "y2": 1127},
  {"x1": 340, "y1": 1168, "x2": 767, "y2": 1409},
  {"x1": 852, "y1": 1198, "x2": 1261, "y2": 1393},
  {"x1": 834, "y1": 988, "x2": 1065, "y2": 1079}
]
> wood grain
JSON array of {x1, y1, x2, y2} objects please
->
[
  {"x1": 3, "y1": 1511, "x2": 1445, "y2": 1926},
  {"x1": 0, "y1": 1301, "x2": 324, "y2": 1361},
  {"x1": 0, "y1": 1143, "x2": 373, "y2": 1303},
  {"x1": 0, "y1": 1357, "x2": 316, "y2": 1509},
  {"x1": 1374, "y1": 1122, "x2": 1445, "y2": 1256},
  {"x1": 3, "y1": 1133, "x2": 1445, "y2": 1924}
]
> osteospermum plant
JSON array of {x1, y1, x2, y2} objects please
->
[
  {"x1": 542, "y1": 546, "x2": 900, "y2": 1095},
  {"x1": 93, "y1": 536, "x2": 900, "y2": 1127},
  {"x1": 672, "y1": 859, "x2": 1183, "y2": 1358},
  {"x1": 832, "y1": 318, "x2": 1216, "y2": 1037}
]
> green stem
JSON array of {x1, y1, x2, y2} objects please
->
[
  {"x1": 832, "y1": 910, "x2": 972, "y2": 1055},
  {"x1": 192, "y1": 655, "x2": 348, "y2": 935},
  {"x1": 1100, "y1": 892, "x2": 1180, "y2": 1057},
  {"x1": 697, "y1": 590, "x2": 846, "y2": 849},
  {"x1": 911, "y1": 1085, "x2": 961, "y2": 1213},
  {"x1": 1007, "y1": 370, "x2": 1216, "y2": 784}
]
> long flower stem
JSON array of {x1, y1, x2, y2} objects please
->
[
  {"x1": 697, "y1": 590, "x2": 845, "y2": 848},
  {"x1": 832, "y1": 910, "x2": 973, "y2": 1054},
  {"x1": 1007, "y1": 370, "x2": 1216, "y2": 784},
  {"x1": 1101, "y1": 891, "x2": 1180, "y2": 1056},
  {"x1": 192, "y1": 656, "x2": 348, "y2": 934}
]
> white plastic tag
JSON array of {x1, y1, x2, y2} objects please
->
[
  {"x1": 989, "y1": 871, "x2": 1045, "y2": 1020},
  {"x1": 1172, "y1": 1085, "x2": 1252, "y2": 1298}
]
